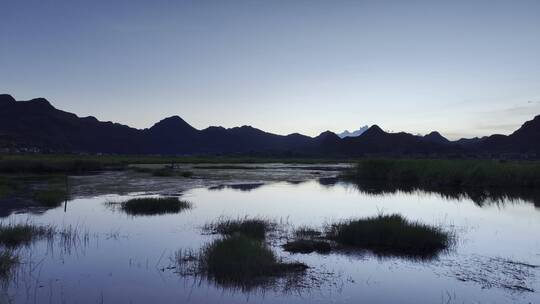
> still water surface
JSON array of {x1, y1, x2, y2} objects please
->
[{"x1": 2, "y1": 167, "x2": 539, "y2": 303}]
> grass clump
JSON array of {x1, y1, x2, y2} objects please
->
[
  {"x1": 119, "y1": 197, "x2": 191, "y2": 216},
  {"x1": 328, "y1": 214, "x2": 451, "y2": 258},
  {"x1": 33, "y1": 188, "x2": 67, "y2": 207},
  {"x1": 204, "y1": 217, "x2": 276, "y2": 239},
  {"x1": 0, "y1": 223, "x2": 54, "y2": 248},
  {"x1": 198, "y1": 235, "x2": 307, "y2": 288}
]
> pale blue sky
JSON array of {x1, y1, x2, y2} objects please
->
[{"x1": 1, "y1": 0, "x2": 539, "y2": 139}]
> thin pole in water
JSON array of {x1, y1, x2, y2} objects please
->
[{"x1": 64, "y1": 175, "x2": 68, "y2": 212}]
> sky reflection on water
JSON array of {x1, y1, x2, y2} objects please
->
[{"x1": 1, "y1": 173, "x2": 539, "y2": 304}]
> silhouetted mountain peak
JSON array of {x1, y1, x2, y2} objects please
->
[
  {"x1": 317, "y1": 130, "x2": 337, "y2": 137},
  {"x1": 502, "y1": 114, "x2": 540, "y2": 152},
  {"x1": 424, "y1": 131, "x2": 450, "y2": 144},
  {"x1": 512, "y1": 114, "x2": 540, "y2": 136},
  {"x1": 81, "y1": 116, "x2": 99, "y2": 123},
  {"x1": 202, "y1": 126, "x2": 227, "y2": 133},
  {"x1": 232, "y1": 125, "x2": 260, "y2": 132},
  {"x1": 0, "y1": 94, "x2": 16, "y2": 105},
  {"x1": 25, "y1": 97, "x2": 55, "y2": 110},
  {"x1": 315, "y1": 131, "x2": 340, "y2": 141},
  {"x1": 362, "y1": 125, "x2": 385, "y2": 136},
  {"x1": 150, "y1": 116, "x2": 195, "y2": 131}
]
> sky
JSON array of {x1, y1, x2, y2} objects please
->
[{"x1": 1, "y1": 0, "x2": 540, "y2": 139}]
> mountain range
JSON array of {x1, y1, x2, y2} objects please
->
[
  {"x1": 1, "y1": 94, "x2": 539, "y2": 158},
  {"x1": 338, "y1": 126, "x2": 369, "y2": 138}
]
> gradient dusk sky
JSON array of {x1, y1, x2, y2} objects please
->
[{"x1": 1, "y1": 1, "x2": 539, "y2": 139}]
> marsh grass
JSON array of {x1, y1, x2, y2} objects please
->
[
  {"x1": 282, "y1": 226, "x2": 331, "y2": 254},
  {"x1": 180, "y1": 171, "x2": 194, "y2": 178},
  {"x1": 327, "y1": 214, "x2": 451, "y2": 258},
  {"x1": 119, "y1": 197, "x2": 192, "y2": 216},
  {"x1": 151, "y1": 168, "x2": 175, "y2": 177},
  {"x1": 204, "y1": 217, "x2": 276, "y2": 239},
  {"x1": 294, "y1": 226, "x2": 322, "y2": 239},
  {"x1": 0, "y1": 154, "x2": 342, "y2": 174},
  {"x1": 197, "y1": 235, "x2": 307, "y2": 289},
  {"x1": 33, "y1": 188, "x2": 67, "y2": 207},
  {"x1": 0, "y1": 158, "x2": 107, "y2": 174},
  {"x1": 345, "y1": 159, "x2": 540, "y2": 189},
  {"x1": 0, "y1": 176, "x2": 18, "y2": 195},
  {"x1": 0, "y1": 251, "x2": 18, "y2": 279},
  {"x1": 150, "y1": 168, "x2": 194, "y2": 178},
  {"x1": 0, "y1": 223, "x2": 54, "y2": 248},
  {"x1": 0, "y1": 177, "x2": 19, "y2": 199},
  {"x1": 0, "y1": 175, "x2": 64, "y2": 198},
  {"x1": 193, "y1": 165, "x2": 265, "y2": 170}
]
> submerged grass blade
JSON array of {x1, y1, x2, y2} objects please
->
[{"x1": 0, "y1": 223, "x2": 54, "y2": 248}]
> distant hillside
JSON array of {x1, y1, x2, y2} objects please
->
[{"x1": 0, "y1": 94, "x2": 538, "y2": 158}]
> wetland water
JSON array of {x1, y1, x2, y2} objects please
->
[{"x1": 1, "y1": 164, "x2": 539, "y2": 303}]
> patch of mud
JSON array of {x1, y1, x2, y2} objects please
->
[{"x1": 69, "y1": 163, "x2": 346, "y2": 198}]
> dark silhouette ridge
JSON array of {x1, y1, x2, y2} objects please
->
[
  {"x1": 476, "y1": 115, "x2": 540, "y2": 154},
  {"x1": 423, "y1": 132, "x2": 450, "y2": 145},
  {"x1": 0, "y1": 94, "x2": 16, "y2": 106},
  {"x1": 340, "y1": 126, "x2": 456, "y2": 156},
  {"x1": 361, "y1": 125, "x2": 385, "y2": 136},
  {"x1": 149, "y1": 116, "x2": 198, "y2": 134},
  {"x1": 0, "y1": 94, "x2": 539, "y2": 157}
]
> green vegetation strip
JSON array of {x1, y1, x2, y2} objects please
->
[
  {"x1": 344, "y1": 159, "x2": 540, "y2": 188},
  {"x1": 0, "y1": 154, "x2": 348, "y2": 174}
]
